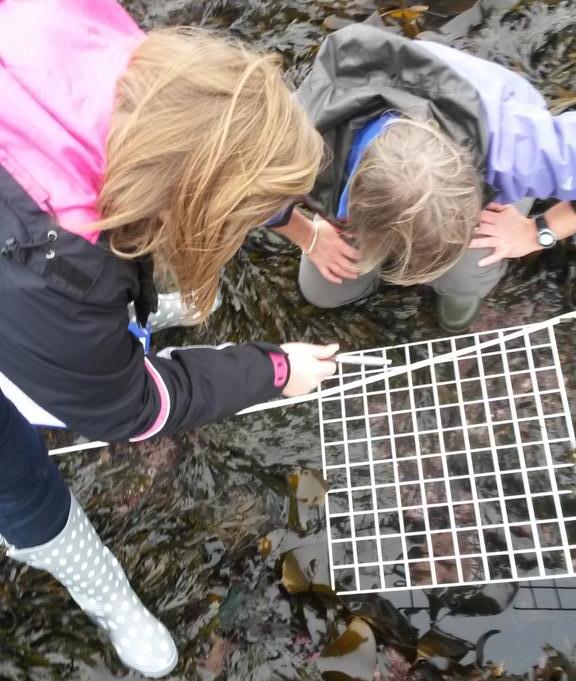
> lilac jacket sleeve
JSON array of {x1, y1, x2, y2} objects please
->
[
  {"x1": 419, "y1": 40, "x2": 576, "y2": 204},
  {"x1": 487, "y1": 103, "x2": 576, "y2": 203}
]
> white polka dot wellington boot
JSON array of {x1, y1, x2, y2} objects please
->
[
  {"x1": 6, "y1": 495, "x2": 178, "y2": 677},
  {"x1": 129, "y1": 291, "x2": 222, "y2": 332}
]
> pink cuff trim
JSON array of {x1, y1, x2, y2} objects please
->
[
  {"x1": 268, "y1": 352, "x2": 289, "y2": 389},
  {"x1": 130, "y1": 358, "x2": 171, "y2": 442}
]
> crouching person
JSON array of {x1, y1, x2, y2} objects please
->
[{"x1": 273, "y1": 22, "x2": 576, "y2": 332}]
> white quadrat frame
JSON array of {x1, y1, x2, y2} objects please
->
[{"x1": 319, "y1": 313, "x2": 576, "y2": 595}]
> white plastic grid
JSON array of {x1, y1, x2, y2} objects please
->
[{"x1": 319, "y1": 315, "x2": 576, "y2": 595}]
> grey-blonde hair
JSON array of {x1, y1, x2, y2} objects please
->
[{"x1": 349, "y1": 118, "x2": 482, "y2": 285}]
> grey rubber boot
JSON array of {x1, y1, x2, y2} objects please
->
[
  {"x1": 6, "y1": 495, "x2": 178, "y2": 677},
  {"x1": 130, "y1": 291, "x2": 222, "y2": 332},
  {"x1": 436, "y1": 294, "x2": 482, "y2": 334}
]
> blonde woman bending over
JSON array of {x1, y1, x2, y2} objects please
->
[{"x1": 0, "y1": 0, "x2": 336, "y2": 676}]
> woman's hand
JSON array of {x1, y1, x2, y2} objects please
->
[
  {"x1": 308, "y1": 219, "x2": 361, "y2": 284},
  {"x1": 280, "y1": 342, "x2": 338, "y2": 397},
  {"x1": 469, "y1": 203, "x2": 541, "y2": 266}
]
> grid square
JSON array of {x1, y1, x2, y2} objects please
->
[
  {"x1": 347, "y1": 442, "x2": 370, "y2": 465},
  {"x1": 464, "y1": 402, "x2": 487, "y2": 426},
  {"x1": 354, "y1": 513, "x2": 377, "y2": 538},
  {"x1": 406, "y1": 533, "x2": 429, "y2": 558},
  {"x1": 378, "y1": 510, "x2": 400, "y2": 535},
  {"x1": 431, "y1": 532, "x2": 454, "y2": 558},
  {"x1": 422, "y1": 456, "x2": 443, "y2": 480},
  {"x1": 369, "y1": 415, "x2": 390, "y2": 438},
  {"x1": 438, "y1": 382, "x2": 459, "y2": 405},
  {"x1": 498, "y1": 449, "x2": 521, "y2": 472},
  {"x1": 392, "y1": 413, "x2": 413, "y2": 436},
  {"x1": 351, "y1": 489, "x2": 374, "y2": 514},
  {"x1": 346, "y1": 419, "x2": 368, "y2": 442},
  {"x1": 321, "y1": 317, "x2": 576, "y2": 595},
  {"x1": 488, "y1": 555, "x2": 513, "y2": 580},
  {"x1": 416, "y1": 408, "x2": 437, "y2": 431},
  {"x1": 458, "y1": 356, "x2": 480, "y2": 380},
  {"x1": 543, "y1": 550, "x2": 568, "y2": 575},
  {"x1": 507, "y1": 349, "x2": 530, "y2": 373},
  {"x1": 425, "y1": 481, "x2": 448, "y2": 505},
  {"x1": 523, "y1": 444, "x2": 547, "y2": 468},
  {"x1": 409, "y1": 560, "x2": 434, "y2": 586},
  {"x1": 435, "y1": 559, "x2": 459, "y2": 584},
  {"x1": 380, "y1": 536, "x2": 403, "y2": 561},
  {"x1": 532, "y1": 345, "x2": 555, "y2": 369},
  {"x1": 538, "y1": 521, "x2": 562, "y2": 548},
  {"x1": 324, "y1": 444, "x2": 347, "y2": 466},
  {"x1": 479, "y1": 500, "x2": 503, "y2": 526},
  {"x1": 513, "y1": 551, "x2": 539, "y2": 575},
  {"x1": 471, "y1": 449, "x2": 494, "y2": 474},
  {"x1": 527, "y1": 469, "x2": 551, "y2": 494},
  {"x1": 395, "y1": 434, "x2": 416, "y2": 458},
  {"x1": 454, "y1": 503, "x2": 478, "y2": 528},
  {"x1": 375, "y1": 485, "x2": 398, "y2": 511},
  {"x1": 493, "y1": 423, "x2": 516, "y2": 447},
  {"x1": 533, "y1": 496, "x2": 558, "y2": 522},
  {"x1": 510, "y1": 372, "x2": 534, "y2": 395},
  {"x1": 537, "y1": 369, "x2": 559, "y2": 393},
  {"x1": 403, "y1": 508, "x2": 426, "y2": 533},
  {"x1": 323, "y1": 421, "x2": 344, "y2": 444},
  {"x1": 419, "y1": 432, "x2": 441, "y2": 455},
  {"x1": 501, "y1": 472, "x2": 526, "y2": 497},
  {"x1": 447, "y1": 453, "x2": 469, "y2": 477},
  {"x1": 334, "y1": 567, "x2": 357, "y2": 593},
  {"x1": 483, "y1": 526, "x2": 508, "y2": 553},
  {"x1": 373, "y1": 461, "x2": 395, "y2": 485},
  {"x1": 450, "y1": 478, "x2": 473, "y2": 502},
  {"x1": 328, "y1": 491, "x2": 349, "y2": 516},
  {"x1": 358, "y1": 566, "x2": 382, "y2": 591},
  {"x1": 468, "y1": 427, "x2": 491, "y2": 450},
  {"x1": 356, "y1": 538, "x2": 379, "y2": 565},
  {"x1": 397, "y1": 460, "x2": 419, "y2": 483},
  {"x1": 332, "y1": 541, "x2": 355, "y2": 566},
  {"x1": 457, "y1": 529, "x2": 481, "y2": 555},
  {"x1": 510, "y1": 525, "x2": 534, "y2": 551},
  {"x1": 445, "y1": 429, "x2": 466, "y2": 453},
  {"x1": 324, "y1": 467, "x2": 348, "y2": 492},
  {"x1": 429, "y1": 507, "x2": 451, "y2": 531},
  {"x1": 490, "y1": 398, "x2": 512, "y2": 422},
  {"x1": 349, "y1": 464, "x2": 372, "y2": 490},
  {"x1": 541, "y1": 392, "x2": 563, "y2": 416},
  {"x1": 400, "y1": 484, "x2": 422, "y2": 508},
  {"x1": 372, "y1": 439, "x2": 392, "y2": 461},
  {"x1": 344, "y1": 396, "x2": 365, "y2": 418},
  {"x1": 461, "y1": 379, "x2": 483, "y2": 401},
  {"x1": 476, "y1": 475, "x2": 498, "y2": 500},
  {"x1": 506, "y1": 497, "x2": 530, "y2": 522},
  {"x1": 414, "y1": 386, "x2": 435, "y2": 409}
]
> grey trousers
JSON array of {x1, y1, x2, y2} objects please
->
[{"x1": 299, "y1": 199, "x2": 533, "y2": 309}]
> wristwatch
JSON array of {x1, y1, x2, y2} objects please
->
[{"x1": 534, "y1": 214, "x2": 558, "y2": 249}]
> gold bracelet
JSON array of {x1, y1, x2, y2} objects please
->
[{"x1": 303, "y1": 220, "x2": 319, "y2": 256}]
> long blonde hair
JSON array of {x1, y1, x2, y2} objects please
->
[
  {"x1": 350, "y1": 118, "x2": 482, "y2": 285},
  {"x1": 95, "y1": 29, "x2": 323, "y2": 319}
]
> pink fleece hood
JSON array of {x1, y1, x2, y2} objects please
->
[{"x1": 0, "y1": 0, "x2": 144, "y2": 242}]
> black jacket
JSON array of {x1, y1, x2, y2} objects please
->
[
  {"x1": 297, "y1": 23, "x2": 491, "y2": 223},
  {"x1": 0, "y1": 166, "x2": 284, "y2": 442}
]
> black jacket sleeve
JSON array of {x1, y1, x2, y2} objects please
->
[{"x1": 0, "y1": 178, "x2": 284, "y2": 442}]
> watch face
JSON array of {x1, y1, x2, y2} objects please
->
[{"x1": 539, "y1": 230, "x2": 555, "y2": 247}]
